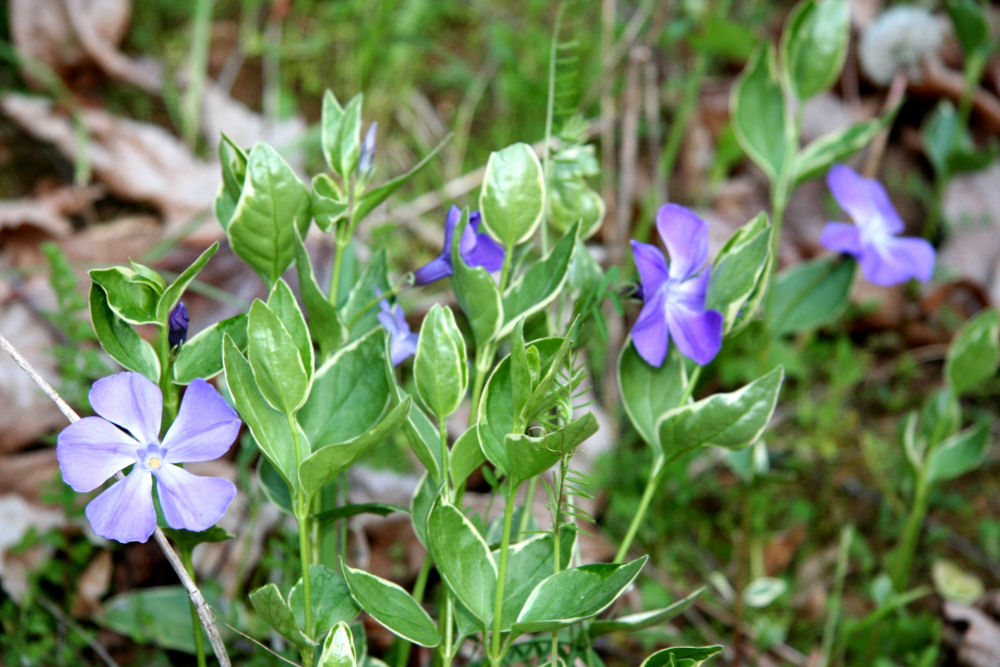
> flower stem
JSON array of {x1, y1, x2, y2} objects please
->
[
  {"x1": 891, "y1": 467, "x2": 929, "y2": 591},
  {"x1": 615, "y1": 453, "x2": 665, "y2": 562},
  {"x1": 156, "y1": 325, "x2": 179, "y2": 426},
  {"x1": 179, "y1": 547, "x2": 208, "y2": 667},
  {"x1": 490, "y1": 483, "x2": 518, "y2": 662},
  {"x1": 288, "y1": 414, "x2": 315, "y2": 655}
]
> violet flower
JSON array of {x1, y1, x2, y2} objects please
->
[
  {"x1": 630, "y1": 204, "x2": 724, "y2": 367},
  {"x1": 377, "y1": 294, "x2": 419, "y2": 366},
  {"x1": 413, "y1": 206, "x2": 504, "y2": 285},
  {"x1": 57, "y1": 373, "x2": 240, "y2": 543},
  {"x1": 820, "y1": 164, "x2": 935, "y2": 286},
  {"x1": 168, "y1": 302, "x2": 189, "y2": 347}
]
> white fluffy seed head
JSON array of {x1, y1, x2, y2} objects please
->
[{"x1": 859, "y1": 5, "x2": 944, "y2": 85}]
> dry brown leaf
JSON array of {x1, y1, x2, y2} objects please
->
[
  {"x1": 0, "y1": 185, "x2": 102, "y2": 238},
  {"x1": 0, "y1": 494, "x2": 65, "y2": 601},
  {"x1": 943, "y1": 601, "x2": 1000, "y2": 667},
  {"x1": 70, "y1": 550, "x2": 112, "y2": 617}
]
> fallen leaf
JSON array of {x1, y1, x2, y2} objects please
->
[
  {"x1": 943, "y1": 601, "x2": 1000, "y2": 667},
  {"x1": 0, "y1": 494, "x2": 65, "y2": 601}
]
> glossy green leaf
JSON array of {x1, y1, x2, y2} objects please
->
[
  {"x1": 926, "y1": 422, "x2": 990, "y2": 485},
  {"x1": 505, "y1": 413, "x2": 598, "y2": 486},
  {"x1": 319, "y1": 622, "x2": 357, "y2": 667},
  {"x1": 450, "y1": 210, "x2": 502, "y2": 347},
  {"x1": 267, "y1": 278, "x2": 313, "y2": 378},
  {"x1": 657, "y1": 367, "x2": 784, "y2": 457},
  {"x1": 333, "y1": 94, "x2": 363, "y2": 179},
  {"x1": 227, "y1": 142, "x2": 310, "y2": 286},
  {"x1": 512, "y1": 557, "x2": 647, "y2": 634},
  {"x1": 731, "y1": 45, "x2": 788, "y2": 181},
  {"x1": 247, "y1": 299, "x2": 310, "y2": 414},
  {"x1": 641, "y1": 645, "x2": 723, "y2": 667},
  {"x1": 450, "y1": 426, "x2": 485, "y2": 488},
  {"x1": 499, "y1": 222, "x2": 578, "y2": 338},
  {"x1": 89, "y1": 284, "x2": 159, "y2": 380},
  {"x1": 743, "y1": 577, "x2": 787, "y2": 607},
  {"x1": 298, "y1": 397, "x2": 410, "y2": 499},
  {"x1": 320, "y1": 89, "x2": 345, "y2": 173},
  {"x1": 427, "y1": 501, "x2": 497, "y2": 625},
  {"x1": 341, "y1": 563, "x2": 439, "y2": 647},
  {"x1": 781, "y1": 0, "x2": 849, "y2": 100},
  {"x1": 293, "y1": 230, "x2": 347, "y2": 360},
  {"x1": 706, "y1": 213, "x2": 771, "y2": 332},
  {"x1": 410, "y1": 472, "x2": 437, "y2": 548},
  {"x1": 160, "y1": 526, "x2": 232, "y2": 552},
  {"x1": 97, "y1": 586, "x2": 200, "y2": 654},
  {"x1": 250, "y1": 583, "x2": 311, "y2": 648},
  {"x1": 340, "y1": 248, "x2": 388, "y2": 335},
  {"x1": 498, "y1": 527, "x2": 577, "y2": 629},
  {"x1": 479, "y1": 142, "x2": 546, "y2": 248},
  {"x1": 793, "y1": 117, "x2": 889, "y2": 185},
  {"x1": 127, "y1": 260, "x2": 166, "y2": 292},
  {"x1": 590, "y1": 588, "x2": 704, "y2": 636},
  {"x1": 290, "y1": 565, "x2": 360, "y2": 640},
  {"x1": 769, "y1": 256, "x2": 855, "y2": 335},
  {"x1": 90, "y1": 267, "x2": 160, "y2": 325},
  {"x1": 400, "y1": 391, "x2": 443, "y2": 483},
  {"x1": 223, "y1": 335, "x2": 298, "y2": 485},
  {"x1": 258, "y1": 457, "x2": 294, "y2": 514},
  {"x1": 312, "y1": 173, "x2": 350, "y2": 232},
  {"x1": 156, "y1": 242, "x2": 219, "y2": 321},
  {"x1": 354, "y1": 137, "x2": 449, "y2": 223},
  {"x1": 173, "y1": 314, "x2": 247, "y2": 384},
  {"x1": 945, "y1": 308, "x2": 999, "y2": 396},
  {"x1": 299, "y1": 329, "x2": 393, "y2": 449},
  {"x1": 920, "y1": 387, "x2": 961, "y2": 450},
  {"x1": 313, "y1": 502, "x2": 406, "y2": 525},
  {"x1": 215, "y1": 134, "x2": 248, "y2": 230},
  {"x1": 618, "y1": 342, "x2": 686, "y2": 449},
  {"x1": 414, "y1": 305, "x2": 468, "y2": 420}
]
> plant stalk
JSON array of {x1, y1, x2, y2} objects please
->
[
  {"x1": 490, "y1": 483, "x2": 518, "y2": 662},
  {"x1": 615, "y1": 453, "x2": 665, "y2": 562},
  {"x1": 180, "y1": 547, "x2": 208, "y2": 667}
]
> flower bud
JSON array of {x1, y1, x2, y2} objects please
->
[
  {"x1": 358, "y1": 122, "x2": 377, "y2": 176},
  {"x1": 168, "y1": 302, "x2": 189, "y2": 347}
]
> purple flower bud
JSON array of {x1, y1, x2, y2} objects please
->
[
  {"x1": 358, "y1": 122, "x2": 377, "y2": 176},
  {"x1": 168, "y1": 302, "x2": 189, "y2": 347}
]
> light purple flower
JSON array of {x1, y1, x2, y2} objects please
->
[
  {"x1": 377, "y1": 294, "x2": 419, "y2": 366},
  {"x1": 413, "y1": 206, "x2": 504, "y2": 285},
  {"x1": 630, "y1": 204, "x2": 724, "y2": 367},
  {"x1": 57, "y1": 373, "x2": 240, "y2": 543},
  {"x1": 820, "y1": 164, "x2": 935, "y2": 286}
]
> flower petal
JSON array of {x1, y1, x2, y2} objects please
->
[
  {"x1": 820, "y1": 222, "x2": 863, "y2": 255},
  {"x1": 413, "y1": 256, "x2": 451, "y2": 285},
  {"x1": 89, "y1": 372, "x2": 162, "y2": 445},
  {"x1": 630, "y1": 287, "x2": 670, "y2": 367},
  {"x1": 57, "y1": 417, "x2": 139, "y2": 492},
  {"x1": 442, "y1": 205, "x2": 462, "y2": 251},
  {"x1": 670, "y1": 270, "x2": 711, "y2": 311},
  {"x1": 161, "y1": 379, "x2": 241, "y2": 464},
  {"x1": 390, "y1": 332, "x2": 420, "y2": 366},
  {"x1": 155, "y1": 464, "x2": 236, "y2": 532},
  {"x1": 630, "y1": 240, "x2": 669, "y2": 297},
  {"x1": 860, "y1": 236, "x2": 936, "y2": 286},
  {"x1": 85, "y1": 469, "x2": 156, "y2": 543},
  {"x1": 464, "y1": 233, "x2": 505, "y2": 272},
  {"x1": 826, "y1": 164, "x2": 904, "y2": 234},
  {"x1": 656, "y1": 204, "x2": 709, "y2": 280},
  {"x1": 664, "y1": 305, "x2": 724, "y2": 366}
]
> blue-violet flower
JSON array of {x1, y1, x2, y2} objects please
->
[
  {"x1": 57, "y1": 373, "x2": 240, "y2": 543},
  {"x1": 377, "y1": 293, "x2": 419, "y2": 366},
  {"x1": 168, "y1": 301, "x2": 189, "y2": 347},
  {"x1": 820, "y1": 164, "x2": 935, "y2": 286},
  {"x1": 413, "y1": 206, "x2": 504, "y2": 285},
  {"x1": 630, "y1": 204, "x2": 724, "y2": 367}
]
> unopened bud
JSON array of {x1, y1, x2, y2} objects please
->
[
  {"x1": 358, "y1": 122, "x2": 377, "y2": 175},
  {"x1": 168, "y1": 302, "x2": 189, "y2": 347}
]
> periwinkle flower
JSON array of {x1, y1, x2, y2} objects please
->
[
  {"x1": 57, "y1": 373, "x2": 240, "y2": 543},
  {"x1": 168, "y1": 301, "x2": 189, "y2": 347},
  {"x1": 358, "y1": 122, "x2": 377, "y2": 176},
  {"x1": 377, "y1": 293, "x2": 419, "y2": 366},
  {"x1": 820, "y1": 164, "x2": 935, "y2": 286},
  {"x1": 630, "y1": 204, "x2": 724, "y2": 367},
  {"x1": 413, "y1": 206, "x2": 504, "y2": 285}
]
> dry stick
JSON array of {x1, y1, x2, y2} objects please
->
[
  {"x1": 0, "y1": 332, "x2": 231, "y2": 667},
  {"x1": 863, "y1": 72, "x2": 908, "y2": 179}
]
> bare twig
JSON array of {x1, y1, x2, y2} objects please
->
[{"x1": 0, "y1": 332, "x2": 231, "y2": 667}]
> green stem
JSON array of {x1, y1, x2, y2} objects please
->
[
  {"x1": 439, "y1": 590, "x2": 454, "y2": 667},
  {"x1": 891, "y1": 468, "x2": 929, "y2": 591},
  {"x1": 516, "y1": 477, "x2": 538, "y2": 541},
  {"x1": 469, "y1": 343, "x2": 495, "y2": 421},
  {"x1": 329, "y1": 232, "x2": 348, "y2": 305},
  {"x1": 157, "y1": 326, "x2": 179, "y2": 426},
  {"x1": 288, "y1": 415, "x2": 315, "y2": 657},
  {"x1": 179, "y1": 547, "x2": 207, "y2": 667},
  {"x1": 490, "y1": 483, "x2": 518, "y2": 661},
  {"x1": 821, "y1": 525, "x2": 853, "y2": 667},
  {"x1": 615, "y1": 454, "x2": 665, "y2": 562},
  {"x1": 346, "y1": 279, "x2": 412, "y2": 330},
  {"x1": 677, "y1": 365, "x2": 702, "y2": 405}
]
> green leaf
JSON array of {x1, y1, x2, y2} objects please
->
[
  {"x1": 945, "y1": 308, "x2": 999, "y2": 395},
  {"x1": 641, "y1": 645, "x2": 724, "y2": 667},
  {"x1": 319, "y1": 623, "x2": 357, "y2": 667},
  {"x1": 267, "y1": 278, "x2": 313, "y2": 378},
  {"x1": 410, "y1": 473, "x2": 437, "y2": 548},
  {"x1": 173, "y1": 314, "x2": 247, "y2": 384},
  {"x1": 688, "y1": 14, "x2": 757, "y2": 61},
  {"x1": 298, "y1": 329, "x2": 393, "y2": 448},
  {"x1": 293, "y1": 229, "x2": 347, "y2": 360},
  {"x1": 97, "y1": 586, "x2": 202, "y2": 654},
  {"x1": 497, "y1": 527, "x2": 577, "y2": 629},
  {"x1": 89, "y1": 267, "x2": 161, "y2": 325},
  {"x1": 414, "y1": 305, "x2": 468, "y2": 420},
  {"x1": 922, "y1": 100, "x2": 997, "y2": 178},
  {"x1": 249, "y1": 583, "x2": 311, "y2": 648},
  {"x1": 505, "y1": 414, "x2": 598, "y2": 486},
  {"x1": 340, "y1": 248, "x2": 388, "y2": 335},
  {"x1": 258, "y1": 457, "x2": 294, "y2": 514},
  {"x1": 512, "y1": 557, "x2": 647, "y2": 634},
  {"x1": 321, "y1": 89, "x2": 345, "y2": 174},
  {"x1": 298, "y1": 396, "x2": 410, "y2": 500},
  {"x1": 247, "y1": 300, "x2": 310, "y2": 414},
  {"x1": 341, "y1": 563, "x2": 439, "y2": 647},
  {"x1": 590, "y1": 588, "x2": 704, "y2": 636},
  {"x1": 743, "y1": 577, "x2": 787, "y2": 607},
  {"x1": 354, "y1": 137, "x2": 449, "y2": 223},
  {"x1": 427, "y1": 501, "x2": 497, "y2": 625},
  {"x1": 127, "y1": 260, "x2": 166, "y2": 292},
  {"x1": 450, "y1": 426, "x2": 485, "y2": 488},
  {"x1": 216, "y1": 134, "x2": 248, "y2": 229},
  {"x1": 946, "y1": 0, "x2": 991, "y2": 59},
  {"x1": 618, "y1": 343, "x2": 686, "y2": 449},
  {"x1": 768, "y1": 256, "x2": 855, "y2": 335},
  {"x1": 313, "y1": 503, "x2": 406, "y2": 525},
  {"x1": 156, "y1": 242, "x2": 219, "y2": 321},
  {"x1": 450, "y1": 210, "x2": 503, "y2": 347},
  {"x1": 920, "y1": 387, "x2": 960, "y2": 450},
  {"x1": 793, "y1": 117, "x2": 890, "y2": 185},
  {"x1": 499, "y1": 222, "x2": 578, "y2": 338},
  {"x1": 926, "y1": 422, "x2": 990, "y2": 485},
  {"x1": 399, "y1": 391, "x2": 443, "y2": 483},
  {"x1": 289, "y1": 565, "x2": 360, "y2": 640},
  {"x1": 780, "y1": 0, "x2": 849, "y2": 100},
  {"x1": 160, "y1": 526, "x2": 232, "y2": 551},
  {"x1": 226, "y1": 142, "x2": 310, "y2": 286},
  {"x1": 657, "y1": 367, "x2": 784, "y2": 457},
  {"x1": 312, "y1": 173, "x2": 350, "y2": 233},
  {"x1": 479, "y1": 142, "x2": 546, "y2": 248},
  {"x1": 89, "y1": 284, "x2": 159, "y2": 380},
  {"x1": 223, "y1": 335, "x2": 299, "y2": 485},
  {"x1": 731, "y1": 45, "x2": 789, "y2": 181},
  {"x1": 706, "y1": 213, "x2": 772, "y2": 333},
  {"x1": 333, "y1": 94, "x2": 363, "y2": 179}
]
